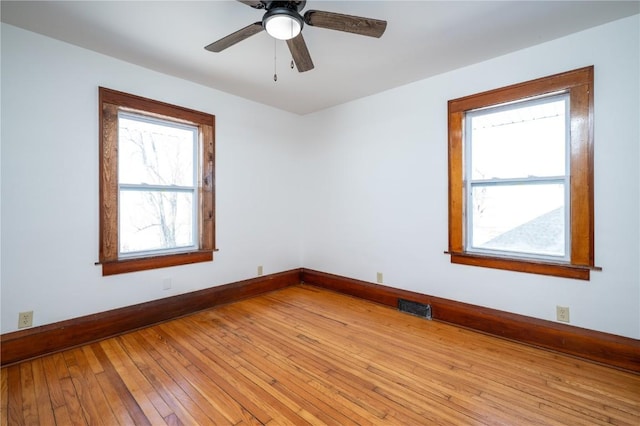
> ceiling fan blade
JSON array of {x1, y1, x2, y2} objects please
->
[
  {"x1": 286, "y1": 33, "x2": 314, "y2": 72},
  {"x1": 304, "y1": 10, "x2": 387, "y2": 38},
  {"x1": 205, "y1": 22, "x2": 264, "y2": 53},
  {"x1": 236, "y1": 0, "x2": 266, "y2": 9}
]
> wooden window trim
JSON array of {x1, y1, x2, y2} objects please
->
[
  {"x1": 447, "y1": 67, "x2": 596, "y2": 280},
  {"x1": 99, "y1": 87, "x2": 215, "y2": 276}
]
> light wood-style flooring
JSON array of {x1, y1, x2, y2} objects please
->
[{"x1": 2, "y1": 284, "x2": 639, "y2": 425}]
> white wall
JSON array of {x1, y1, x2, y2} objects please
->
[
  {"x1": 2, "y1": 15, "x2": 639, "y2": 340},
  {"x1": 0, "y1": 23, "x2": 303, "y2": 333},
  {"x1": 300, "y1": 15, "x2": 640, "y2": 339}
]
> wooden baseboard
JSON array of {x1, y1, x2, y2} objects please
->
[
  {"x1": 0, "y1": 269, "x2": 301, "y2": 366},
  {"x1": 301, "y1": 268, "x2": 640, "y2": 373},
  {"x1": 4, "y1": 267, "x2": 638, "y2": 373}
]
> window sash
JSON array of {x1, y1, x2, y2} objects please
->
[
  {"x1": 465, "y1": 179, "x2": 570, "y2": 262},
  {"x1": 118, "y1": 187, "x2": 199, "y2": 258}
]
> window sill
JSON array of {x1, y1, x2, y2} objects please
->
[
  {"x1": 446, "y1": 251, "x2": 600, "y2": 280},
  {"x1": 101, "y1": 250, "x2": 213, "y2": 276}
]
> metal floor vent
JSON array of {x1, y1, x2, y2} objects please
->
[{"x1": 398, "y1": 299, "x2": 432, "y2": 320}]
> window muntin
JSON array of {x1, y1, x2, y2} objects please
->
[
  {"x1": 117, "y1": 112, "x2": 199, "y2": 258},
  {"x1": 447, "y1": 66, "x2": 596, "y2": 280},
  {"x1": 99, "y1": 87, "x2": 215, "y2": 276},
  {"x1": 464, "y1": 94, "x2": 570, "y2": 261}
]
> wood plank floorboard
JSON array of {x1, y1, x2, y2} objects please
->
[{"x1": 2, "y1": 284, "x2": 639, "y2": 425}]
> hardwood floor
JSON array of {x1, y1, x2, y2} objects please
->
[{"x1": 2, "y1": 285, "x2": 639, "y2": 425}]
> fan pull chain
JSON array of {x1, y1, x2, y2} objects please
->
[
  {"x1": 289, "y1": 18, "x2": 294, "y2": 70},
  {"x1": 273, "y1": 39, "x2": 278, "y2": 82}
]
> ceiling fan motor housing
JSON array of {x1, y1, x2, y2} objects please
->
[{"x1": 261, "y1": 1, "x2": 306, "y2": 12}]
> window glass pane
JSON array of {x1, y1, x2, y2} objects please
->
[
  {"x1": 118, "y1": 113, "x2": 196, "y2": 186},
  {"x1": 470, "y1": 183, "x2": 565, "y2": 257},
  {"x1": 469, "y1": 97, "x2": 567, "y2": 180},
  {"x1": 119, "y1": 190, "x2": 194, "y2": 254}
]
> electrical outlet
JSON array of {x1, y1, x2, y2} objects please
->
[
  {"x1": 162, "y1": 278, "x2": 172, "y2": 290},
  {"x1": 18, "y1": 311, "x2": 33, "y2": 328},
  {"x1": 556, "y1": 306, "x2": 570, "y2": 323},
  {"x1": 257, "y1": 265, "x2": 263, "y2": 276},
  {"x1": 376, "y1": 272, "x2": 383, "y2": 284}
]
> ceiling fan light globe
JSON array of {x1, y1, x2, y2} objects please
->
[{"x1": 263, "y1": 9, "x2": 302, "y2": 40}]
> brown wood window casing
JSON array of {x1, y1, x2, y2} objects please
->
[
  {"x1": 447, "y1": 67, "x2": 597, "y2": 280},
  {"x1": 99, "y1": 87, "x2": 215, "y2": 276}
]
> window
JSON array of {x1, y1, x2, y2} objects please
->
[
  {"x1": 99, "y1": 88, "x2": 215, "y2": 275},
  {"x1": 447, "y1": 67, "x2": 597, "y2": 280}
]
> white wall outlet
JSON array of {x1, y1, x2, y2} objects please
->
[
  {"x1": 376, "y1": 272, "x2": 383, "y2": 284},
  {"x1": 556, "y1": 306, "x2": 570, "y2": 323},
  {"x1": 257, "y1": 265, "x2": 263, "y2": 276},
  {"x1": 162, "y1": 278, "x2": 172, "y2": 290},
  {"x1": 18, "y1": 311, "x2": 33, "y2": 328}
]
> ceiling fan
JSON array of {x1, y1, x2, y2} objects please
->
[{"x1": 205, "y1": 0, "x2": 387, "y2": 73}]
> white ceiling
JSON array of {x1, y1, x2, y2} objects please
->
[{"x1": 2, "y1": 1, "x2": 638, "y2": 115}]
